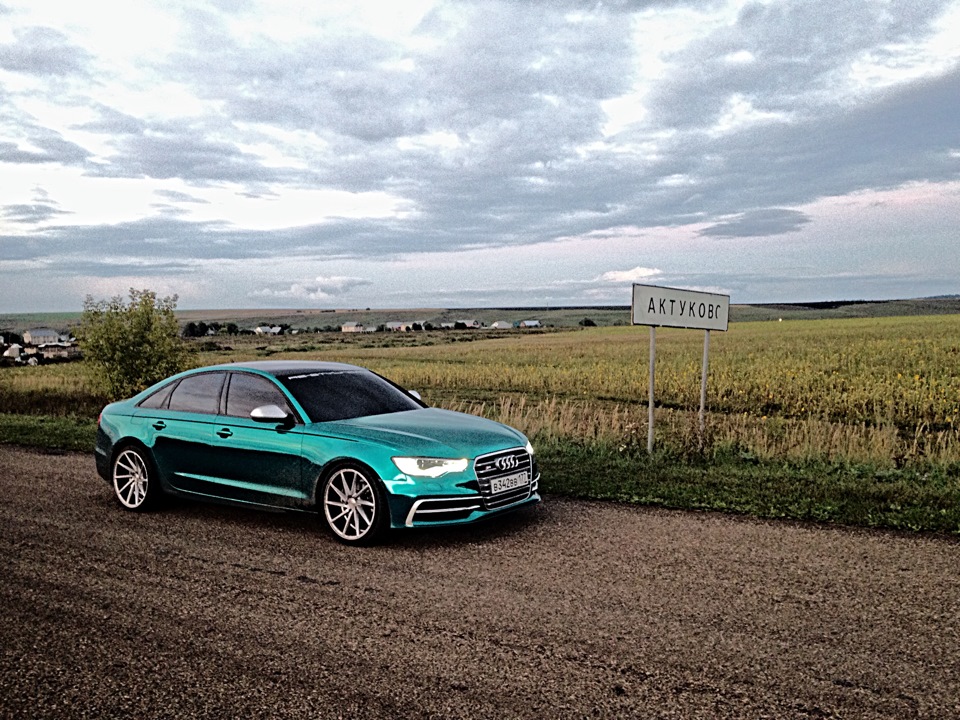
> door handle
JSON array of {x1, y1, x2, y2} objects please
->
[
  {"x1": 217, "y1": 428, "x2": 233, "y2": 438},
  {"x1": 152, "y1": 421, "x2": 166, "y2": 431}
]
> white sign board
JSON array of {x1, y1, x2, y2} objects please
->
[{"x1": 632, "y1": 284, "x2": 730, "y2": 332}]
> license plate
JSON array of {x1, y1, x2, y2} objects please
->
[{"x1": 490, "y1": 471, "x2": 529, "y2": 494}]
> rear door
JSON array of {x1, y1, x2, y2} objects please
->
[{"x1": 136, "y1": 372, "x2": 225, "y2": 493}]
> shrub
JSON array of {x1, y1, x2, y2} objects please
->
[{"x1": 79, "y1": 288, "x2": 189, "y2": 400}]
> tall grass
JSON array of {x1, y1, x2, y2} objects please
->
[
  {"x1": 439, "y1": 395, "x2": 960, "y2": 467},
  {"x1": 0, "y1": 363, "x2": 107, "y2": 418},
  {"x1": 307, "y1": 316, "x2": 960, "y2": 432}
]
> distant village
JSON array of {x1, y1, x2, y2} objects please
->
[
  {"x1": 1, "y1": 318, "x2": 544, "y2": 366},
  {"x1": 184, "y1": 318, "x2": 544, "y2": 336},
  {"x1": 337, "y1": 318, "x2": 542, "y2": 334},
  {"x1": 1, "y1": 328, "x2": 80, "y2": 366}
]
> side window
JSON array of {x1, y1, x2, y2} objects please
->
[
  {"x1": 225, "y1": 373, "x2": 293, "y2": 419},
  {"x1": 167, "y1": 373, "x2": 225, "y2": 415},
  {"x1": 138, "y1": 381, "x2": 175, "y2": 410}
]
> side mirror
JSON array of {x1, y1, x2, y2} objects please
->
[
  {"x1": 250, "y1": 404, "x2": 292, "y2": 423},
  {"x1": 408, "y1": 390, "x2": 422, "y2": 401}
]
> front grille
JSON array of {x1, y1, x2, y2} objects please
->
[{"x1": 474, "y1": 447, "x2": 534, "y2": 509}]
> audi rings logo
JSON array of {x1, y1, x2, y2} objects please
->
[{"x1": 495, "y1": 455, "x2": 519, "y2": 472}]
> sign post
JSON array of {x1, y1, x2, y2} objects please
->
[
  {"x1": 631, "y1": 284, "x2": 730, "y2": 452},
  {"x1": 648, "y1": 326, "x2": 655, "y2": 453}
]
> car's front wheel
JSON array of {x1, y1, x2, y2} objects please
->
[
  {"x1": 112, "y1": 446, "x2": 161, "y2": 511},
  {"x1": 321, "y1": 464, "x2": 389, "y2": 545}
]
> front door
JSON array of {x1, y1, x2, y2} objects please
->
[{"x1": 208, "y1": 372, "x2": 308, "y2": 508}]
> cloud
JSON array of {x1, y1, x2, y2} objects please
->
[
  {"x1": 644, "y1": 0, "x2": 954, "y2": 131},
  {"x1": 599, "y1": 267, "x2": 663, "y2": 283},
  {"x1": 50, "y1": 258, "x2": 198, "y2": 278},
  {"x1": 251, "y1": 275, "x2": 373, "y2": 301},
  {"x1": 73, "y1": 105, "x2": 147, "y2": 135},
  {"x1": 153, "y1": 189, "x2": 210, "y2": 204},
  {"x1": 0, "y1": 26, "x2": 91, "y2": 76},
  {"x1": 699, "y1": 209, "x2": 812, "y2": 238},
  {"x1": 1, "y1": 202, "x2": 71, "y2": 223},
  {"x1": 87, "y1": 121, "x2": 279, "y2": 182},
  {"x1": 0, "y1": 133, "x2": 90, "y2": 165}
]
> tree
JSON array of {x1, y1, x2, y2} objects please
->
[
  {"x1": 579, "y1": 317, "x2": 597, "y2": 327},
  {"x1": 79, "y1": 288, "x2": 188, "y2": 400}
]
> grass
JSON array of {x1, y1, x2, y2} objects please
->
[
  {"x1": 0, "y1": 413, "x2": 97, "y2": 453},
  {"x1": 538, "y1": 440, "x2": 960, "y2": 533}
]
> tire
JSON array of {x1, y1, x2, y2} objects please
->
[
  {"x1": 320, "y1": 464, "x2": 389, "y2": 545},
  {"x1": 112, "y1": 446, "x2": 161, "y2": 511}
]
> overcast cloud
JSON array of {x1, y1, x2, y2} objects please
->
[{"x1": 1, "y1": 0, "x2": 958, "y2": 311}]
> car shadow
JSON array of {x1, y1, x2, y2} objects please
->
[
  {"x1": 389, "y1": 503, "x2": 546, "y2": 549},
  {"x1": 151, "y1": 493, "x2": 546, "y2": 548}
]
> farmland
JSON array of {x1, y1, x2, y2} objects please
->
[{"x1": 2, "y1": 310, "x2": 959, "y2": 532}]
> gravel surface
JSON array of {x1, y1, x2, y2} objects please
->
[{"x1": 2, "y1": 445, "x2": 959, "y2": 719}]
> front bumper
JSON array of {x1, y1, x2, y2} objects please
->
[
  {"x1": 398, "y1": 474, "x2": 540, "y2": 527},
  {"x1": 383, "y1": 445, "x2": 541, "y2": 528}
]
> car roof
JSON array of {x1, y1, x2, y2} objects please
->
[{"x1": 213, "y1": 360, "x2": 367, "y2": 377}]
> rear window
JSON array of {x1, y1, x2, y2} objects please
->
[
  {"x1": 278, "y1": 370, "x2": 421, "y2": 423},
  {"x1": 138, "y1": 381, "x2": 175, "y2": 409}
]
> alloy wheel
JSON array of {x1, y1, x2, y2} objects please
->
[
  {"x1": 113, "y1": 448, "x2": 151, "y2": 510},
  {"x1": 323, "y1": 467, "x2": 380, "y2": 542}
]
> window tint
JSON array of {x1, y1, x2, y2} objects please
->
[
  {"x1": 166, "y1": 372, "x2": 225, "y2": 415},
  {"x1": 279, "y1": 370, "x2": 422, "y2": 423},
  {"x1": 138, "y1": 381, "x2": 174, "y2": 410},
  {"x1": 225, "y1": 373, "x2": 293, "y2": 419}
]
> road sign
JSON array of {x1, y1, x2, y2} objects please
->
[
  {"x1": 631, "y1": 284, "x2": 731, "y2": 453},
  {"x1": 631, "y1": 284, "x2": 729, "y2": 332}
]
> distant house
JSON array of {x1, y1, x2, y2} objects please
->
[
  {"x1": 23, "y1": 328, "x2": 60, "y2": 345},
  {"x1": 35, "y1": 342, "x2": 81, "y2": 360},
  {"x1": 519, "y1": 320, "x2": 542, "y2": 328},
  {"x1": 457, "y1": 319, "x2": 481, "y2": 329},
  {"x1": 490, "y1": 321, "x2": 513, "y2": 330},
  {"x1": 254, "y1": 326, "x2": 282, "y2": 336},
  {"x1": 341, "y1": 322, "x2": 364, "y2": 333},
  {"x1": 386, "y1": 321, "x2": 421, "y2": 332}
]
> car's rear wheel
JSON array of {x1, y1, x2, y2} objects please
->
[
  {"x1": 321, "y1": 464, "x2": 388, "y2": 545},
  {"x1": 112, "y1": 446, "x2": 160, "y2": 511}
]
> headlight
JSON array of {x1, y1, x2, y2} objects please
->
[
  {"x1": 392, "y1": 457, "x2": 469, "y2": 478},
  {"x1": 525, "y1": 440, "x2": 535, "y2": 455}
]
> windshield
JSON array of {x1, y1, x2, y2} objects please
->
[{"x1": 277, "y1": 369, "x2": 423, "y2": 423}]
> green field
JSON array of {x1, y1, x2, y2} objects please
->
[{"x1": 2, "y1": 310, "x2": 959, "y2": 533}]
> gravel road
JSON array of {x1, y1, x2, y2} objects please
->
[{"x1": 2, "y1": 445, "x2": 958, "y2": 719}]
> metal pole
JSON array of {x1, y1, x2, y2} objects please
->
[
  {"x1": 699, "y1": 329, "x2": 710, "y2": 448},
  {"x1": 648, "y1": 325, "x2": 656, "y2": 454}
]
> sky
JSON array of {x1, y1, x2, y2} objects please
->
[{"x1": 1, "y1": 0, "x2": 959, "y2": 312}]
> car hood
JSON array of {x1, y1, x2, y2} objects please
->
[{"x1": 306, "y1": 407, "x2": 526, "y2": 456}]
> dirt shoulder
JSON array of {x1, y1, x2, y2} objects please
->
[{"x1": 1, "y1": 445, "x2": 958, "y2": 719}]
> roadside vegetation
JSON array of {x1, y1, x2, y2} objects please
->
[
  {"x1": 78, "y1": 289, "x2": 188, "y2": 399},
  {"x1": 1, "y1": 310, "x2": 958, "y2": 533}
]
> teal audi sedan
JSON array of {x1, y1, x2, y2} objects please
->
[{"x1": 95, "y1": 361, "x2": 540, "y2": 544}]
